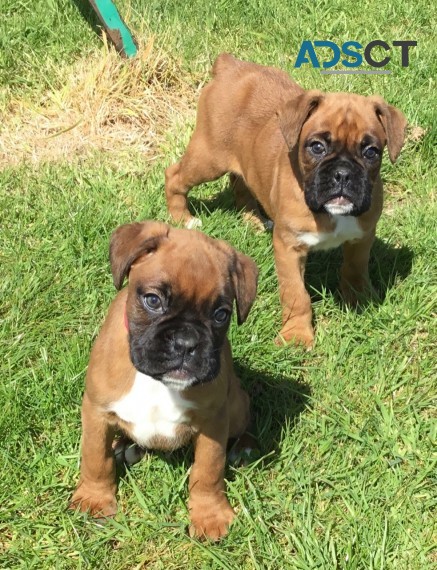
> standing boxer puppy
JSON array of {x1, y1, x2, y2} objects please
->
[
  {"x1": 70, "y1": 220, "x2": 258, "y2": 540},
  {"x1": 165, "y1": 54, "x2": 407, "y2": 347}
]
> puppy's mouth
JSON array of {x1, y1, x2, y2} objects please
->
[
  {"x1": 324, "y1": 196, "x2": 354, "y2": 215},
  {"x1": 161, "y1": 370, "x2": 199, "y2": 390},
  {"x1": 129, "y1": 321, "x2": 224, "y2": 390}
]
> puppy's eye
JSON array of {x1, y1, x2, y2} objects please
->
[
  {"x1": 213, "y1": 308, "x2": 230, "y2": 324},
  {"x1": 363, "y1": 146, "x2": 380, "y2": 160},
  {"x1": 143, "y1": 294, "x2": 163, "y2": 313},
  {"x1": 309, "y1": 141, "x2": 326, "y2": 155}
]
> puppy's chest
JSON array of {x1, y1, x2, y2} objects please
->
[
  {"x1": 108, "y1": 372, "x2": 196, "y2": 449},
  {"x1": 297, "y1": 215, "x2": 364, "y2": 251}
]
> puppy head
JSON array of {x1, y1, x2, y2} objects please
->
[
  {"x1": 110, "y1": 221, "x2": 258, "y2": 390},
  {"x1": 278, "y1": 91, "x2": 406, "y2": 216}
]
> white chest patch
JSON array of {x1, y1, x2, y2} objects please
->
[
  {"x1": 109, "y1": 372, "x2": 196, "y2": 447},
  {"x1": 297, "y1": 215, "x2": 364, "y2": 251}
]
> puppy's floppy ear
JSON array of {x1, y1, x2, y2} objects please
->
[
  {"x1": 229, "y1": 251, "x2": 259, "y2": 325},
  {"x1": 369, "y1": 96, "x2": 407, "y2": 163},
  {"x1": 277, "y1": 90, "x2": 323, "y2": 150},
  {"x1": 109, "y1": 221, "x2": 169, "y2": 290}
]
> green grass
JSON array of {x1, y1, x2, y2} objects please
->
[{"x1": 1, "y1": 1, "x2": 436, "y2": 568}]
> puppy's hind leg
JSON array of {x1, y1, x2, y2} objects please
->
[
  {"x1": 227, "y1": 377, "x2": 260, "y2": 466},
  {"x1": 113, "y1": 436, "x2": 146, "y2": 467},
  {"x1": 165, "y1": 136, "x2": 229, "y2": 228}
]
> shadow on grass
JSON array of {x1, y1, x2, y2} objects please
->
[
  {"x1": 189, "y1": 184, "x2": 236, "y2": 217},
  {"x1": 233, "y1": 362, "x2": 311, "y2": 466},
  {"x1": 305, "y1": 237, "x2": 413, "y2": 306},
  {"x1": 188, "y1": 182, "x2": 414, "y2": 305},
  {"x1": 71, "y1": 0, "x2": 102, "y2": 36}
]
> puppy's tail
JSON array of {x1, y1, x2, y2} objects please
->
[{"x1": 212, "y1": 53, "x2": 239, "y2": 77}]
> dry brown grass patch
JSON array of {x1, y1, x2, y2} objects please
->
[{"x1": 0, "y1": 36, "x2": 197, "y2": 167}]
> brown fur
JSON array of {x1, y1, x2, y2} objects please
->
[
  {"x1": 165, "y1": 54, "x2": 407, "y2": 346},
  {"x1": 70, "y1": 221, "x2": 258, "y2": 540}
]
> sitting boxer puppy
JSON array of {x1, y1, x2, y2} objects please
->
[
  {"x1": 165, "y1": 54, "x2": 407, "y2": 347},
  {"x1": 70, "y1": 220, "x2": 258, "y2": 540}
]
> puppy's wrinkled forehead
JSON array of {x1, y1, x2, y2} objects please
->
[
  {"x1": 131, "y1": 233, "x2": 230, "y2": 303},
  {"x1": 303, "y1": 94, "x2": 385, "y2": 147}
]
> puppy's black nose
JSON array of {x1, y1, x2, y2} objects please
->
[
  {"x1": 173, "y1": 328, "x2": 200, "y2": 355},
  {"x1": 334, "y1": 168, "x2": 351, "y2": 186}
]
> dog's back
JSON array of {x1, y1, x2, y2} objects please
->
[
  {"x1": 208, "y1": 53, "x2": 302, "y2": 121},
  {"x1": 193, "y1": 53, "x2": 303, "y2": 159}
]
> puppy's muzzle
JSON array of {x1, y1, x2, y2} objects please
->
[
  {"x1": 162, "y1": 324, "x2": 219, "y2": 385},
  {"x1": 305, "y1": 158, "x2": 371, "y2": 217},
  {"x1": 171, "y1": 326, "x2": 200, "y2": 357},
  {"x1": 324, "y1": 165, "x2": 355, "y2": 214},
  {"x1": 129, "y1": 318, "x2": 222, "y2": 386},
  {"x1": 333, "y1": 166, "x2": 352, "y2": 192}
]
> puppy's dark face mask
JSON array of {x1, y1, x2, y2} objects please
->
[
  {"x1": 109, "y1": 221, "x2": 258, "y2": 391},
  {"x1": 301, "y1": 136, "x2": 380, "y2": 217},
  {"x1": 127, "y1": 282, "x2": 233, "y2": 389},
  {"x1": 277, "y1": 91, "x2": 406, "y2": 217}
]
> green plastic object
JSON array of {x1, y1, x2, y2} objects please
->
[{"x1": 89, "y1": 0, "x2": 138, "y2": 58}]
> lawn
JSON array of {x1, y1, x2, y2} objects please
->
[{"x1": 0, "y1": 0, "x2": 435, "y2": 568}]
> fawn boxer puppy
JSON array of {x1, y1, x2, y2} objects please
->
[
  {"x1": 165, "y1": 54, "x2": 407, "y2": 347},
  {"x1": 70, "y1": 220, "x2": 258, "y2": 540}
]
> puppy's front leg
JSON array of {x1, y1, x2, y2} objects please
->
[
  {"x1": 273, "y1": 226, "x2": 314, "y2": 347},
  {"x1": 340, "y1": 230, "x2": 379, "y2": 305},
  {"x1": 70, "y1": 393, "x2": 117, "y2": 517},
  {"x1": 188, "y1": 410, "x2": 234, "y2": 540}
]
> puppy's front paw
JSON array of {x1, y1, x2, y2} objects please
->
[
  {"x1": 189, "y1": 499, "x2": 236, "y2": 540},
  {"x1": 69, "y1": 486, "x2": 117, "y2": 518}
]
